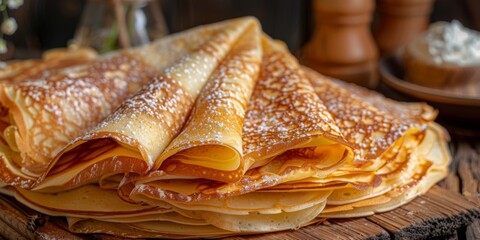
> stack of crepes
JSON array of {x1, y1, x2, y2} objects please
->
[{"x1": 0, "y1": 17, "x2": 450, "y2": 238}]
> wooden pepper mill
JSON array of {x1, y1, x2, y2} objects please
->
[
  {"x1": 375, "y1": 0, "x2": 435, "y2": 56},
  {"x1": 303, "y1": 0, "x2": 378, "y2": 88}
]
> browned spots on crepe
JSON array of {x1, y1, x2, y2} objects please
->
[{"x1": 0, "y1": 53, "x2": 156, "y2": 173}]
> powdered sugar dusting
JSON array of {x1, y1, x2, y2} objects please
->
[
  {"x1": 0, "y1": 53, "x2": 156, "y2": 172},
  {"x1": 242, "y1": 39, "x2": 343, "y2": 159},
  {"x1": 51, "y1": 18, "x2": 255, "y2": 174},
  {"x1": 306, "y1": 69, "x2": 434, "y2": 161},
  {"x1": 157, "y1": 23, "x2": 262, "y2": 181}
]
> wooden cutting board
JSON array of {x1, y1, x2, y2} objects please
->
[{"x1": 0, "y1": 185, "x2": 478, "y2": 240}]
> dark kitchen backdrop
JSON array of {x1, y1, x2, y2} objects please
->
[{"x1": 1, "y1": 0, "x2": 479, "y2": 61}]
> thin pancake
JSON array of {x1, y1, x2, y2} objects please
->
[
  {"x1": 242, "y1": 38, "x2": 349, "y2": 169},
  {"x1": 13, "y1": 184, "x2": 170, "y2": 218},
  {"x1": 0, "y1": 52, "x2": 157, "y2": 187},
  {"x1": 68, "y1": 191, "x2": 330, "y2": 236},
  {"x1": 304, "y1": 67, "x2": 435, "y2": 164},
  {"x1": 67, "y1": 218, "x2": 234, "y2": 239},
  {"x1": 0, "y1": 47, "x2": 97, "y2": 83},
  {"x1": 319, "y1": 123, "x2": 450, "y2": 218},
  {"x1": 156, "y1": 21, "x2": 262, "y2": 182},
  {"x1": 261, "y1": 68, "x2": 437, "y2": 193},
  {"x1": 34, "y1": 17, "x2": 258, "y2": 192},
  {"x1": 135, "y1": 190, "x2": 332, "y2": 215},
  {"x1": 68, "y1": 211, "x2": 209, "y2": 225},
  {"x1": 0, "y1": 18, "x2": 257, "y2": 189},
  {"x1": 192, "y1": 201, "x2": 326, "y2": 232},
  {"x1": 128, "y1": 37, "x2": 353, "y2": 203}
]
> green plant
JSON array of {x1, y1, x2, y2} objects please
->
[{"x1": 0, "y1": 0, "x2": 23, "y2": 54}]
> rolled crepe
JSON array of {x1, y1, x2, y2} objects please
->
[
  {"x1": 0, "y1": 18, "x2": 254, "y2": 188},
  {"x1": 127, "y1": 36, "x2": 353, "y2": 203},
  {"x1": 154, "y1": 21, "x2": 262, "y2": 182},
  {"x1": 242, "y1": 38, "x2": 350, "y2": 170},
  {"x1": 0, "y1": 52, "x2": 157, "y2": 188},
  {"x1": 236, "y1": 69, "x2": 444, "y2": 215},
  {"x1": 306, "y1": 67, "x2": 436, "y2": 163},
  {"x1": 34, "y1": 17, "x2": 258, "y2": 191},
  {"x1": 261, "y1": 70, "x2": 449, "y2": 218},
  {"x1": 265, "y1": 68, "x2": 438, "y2": 190}
]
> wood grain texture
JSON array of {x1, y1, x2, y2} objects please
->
[
  {"x1": 437, "y1": 139, "x2": 480, "y2": 240},
  {"x1": 465, "y1": 219, "x2": 480, "y2": 240},
  {"x1": 457, "y1": 143, "x2": 479, "y2": 204},
  {"x1": 312, "y1": 218, "x2": 390, "y2": 240},
  {"x1": 367, "y1": 186, "x2": 479, "y2": 240},
  {"x1": 0, "y1": 195, "x2": 85, "y2": 240},
  {"x1": 0, "y1": 220, "x2": 28, "y2": 240},
  {"x1": 0, "y1": 196, "x2": 36, "y2": 239}
]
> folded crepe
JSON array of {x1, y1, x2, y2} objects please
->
[
  {"x1": 0, "y1": 17, "x2": 451, "y2": 239},
  {"x1": 126, "y1": 36, "x2": 353, "y2": 203},
  {"x1": 13, "y1": 122, "x2": 449, "y2": 238},
  {"x1": 0, "y1": 17, "x2": 256, "y2": 189},
  {"x1": 33, "y1": 17, "x2": 259, "y2": 191},
  {"x1": 267, "y1": 68, "x2": 437, "y2": 187},
  {"x1": 151, "y1": 21, "x2": 263, "y2": 182},
  {"x1": 116, "y1": 56, "x2": 447, "y2": 236},
  {"x1": 265, "y1": 69, "x2": 446, "y2": 199},
  {"x1": 0, "y1": 52, "x2": 157, "y2": 187}
]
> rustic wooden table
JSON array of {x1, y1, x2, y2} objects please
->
[{"x1": 436, "y1": 134, "x2": 480, "y2": 239}]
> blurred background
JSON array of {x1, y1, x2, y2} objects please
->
[{"x1": 0, "y1": 0, "x2": 479, "y2": 60}]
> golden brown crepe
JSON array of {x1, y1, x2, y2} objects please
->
[
  {"x1": 0, "y1": 47, "x2": 97, "y2": 83},
  {"x1": 0, "y1": 52, "x2": 157, "y2": 188},
  {"x1": 33, "y1": 17, "x2": 259, "y2": 191},
  {"x1": 153, "y1": 22, "x2": 262, "y2": 183},
  {"x1": 307, "y1": 67, "x2": 436, "y2": 162},
  {"x1": 261, "y1": 69, "x2": 442, "y2": 206},
  {"x1": 319, "y1": 123, "x2": 450, "y2": 218},
  {"x1": 0, "y1": 17, "x2": 256, "y2": 189},
  {"x1": 107, "y1": 51, "x2": 446, "y2": 237},
  {"x1": 0, "y1": 17, "x2": 451, "y2": 239},
  {"x1": 126, "y1": 36, "x2": 353, "y2": 203},
  {"x1": 67, "y1": 218, "x2": 233, "y2": 239},
  {"x1": 13, "y1": 184, "x2": 169, "y2": 218}
]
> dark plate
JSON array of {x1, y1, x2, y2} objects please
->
[{"x1": 379, "y1": 55, "x2": 480, "y2": 128}]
